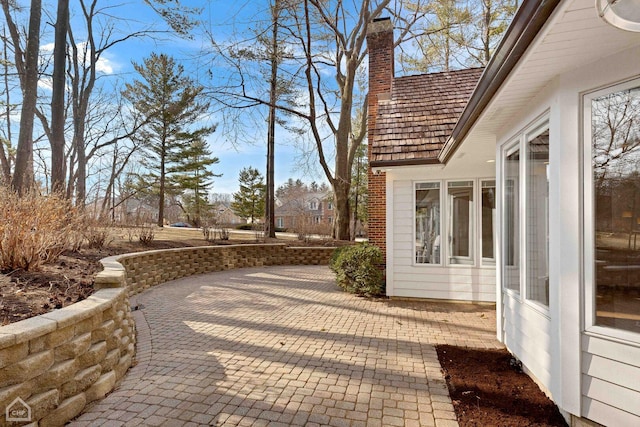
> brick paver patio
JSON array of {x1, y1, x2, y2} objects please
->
[{"x1": 70, "y1": 265, "x2": 502, "y2": 426}]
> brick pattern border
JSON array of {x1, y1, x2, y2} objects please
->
[{"x1": 0, "y1": 244, "x2": 335, "y2": 426}]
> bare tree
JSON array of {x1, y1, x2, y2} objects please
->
[
  {"x1": 286, "y1": 0, "x2": 426, "y2": 239},
  {"x1": 208, "y1": 0, "x2": 427, "y2": 240},
  {"x1": 50, "y1": 0, "x2": 69, "y2": 193},
  {"x1": 0, "y1": 26, "x2": 15, "y2": 183},
  {"x1": 2, "y1": 0, "x2": 41, "y2": 194}
]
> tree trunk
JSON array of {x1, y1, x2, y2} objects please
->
[
  {"x1": 333, "y1": 179, "x2": 351, "y2": 241},
  {"x1": 265, "y1": 0, "x2": 279, "y2": 238},
  {"x1": 11, "y1": 0, "x2": 41, "y2": 194},
  {"x1": 0, "y1": 27, "x2": 12, "y2": 183},
  {"x1": 158, "y1": 145, "x2": 165, "y2": 227},
  {"x1": 50, "y1": 0, "x2": 69, "y2": 194}
]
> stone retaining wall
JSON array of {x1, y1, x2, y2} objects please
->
[
  {"x1": 0, "y1": 244, "x2": 335, "y2": 426},
  {"x1": 0, "y1": 289, "x2": 134, "y2": 427},
  {"x1": 97, "y1": 244, "x2": 335, "y2": 296}
]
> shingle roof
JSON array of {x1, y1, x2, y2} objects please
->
[{"x1": 371, "y1": 67, "x2": 483, "y2": 165}]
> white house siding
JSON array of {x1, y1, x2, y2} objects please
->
[
  {"x1": 581, "y1": 336, "x2": 640, "y2": 425},
  {"x1": 384, "y1": 160, "x2": 496, "y2": 302},
  {"x1": 494, "y1": 44, "x2": 640, "y2": 425},
  {"x1": 502, "y1": 294, "x2": 552, "y2": 390}
]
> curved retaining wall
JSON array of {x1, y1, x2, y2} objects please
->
[{"x1": 0, "y1": 244, "x2": 334, "y2": 426}]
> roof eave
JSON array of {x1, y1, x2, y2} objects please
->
[
  {"x1": 438, "y1": 0, "x2": 563, "y2": 164},
  {"x1": 370, "y1": 158, "x2": 442, "y2": 168}
]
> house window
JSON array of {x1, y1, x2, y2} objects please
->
[
  {"x1": 415, "y1": 182, "x2": 441, "y2": 264},
  {"x1": 526, "y1": 126, "x2": 550, "y2": 306},
  {"x1": 309, "y1": 201, "x2": 318, "y2": 210},
  {"x1": 503, "y1": 145, "x2": 521, "y2": 293},
  {"x1": 448, "y1": 181, "x2": 474, "y2": 264},
  {"x1": 276, "y1": 217, "x2": 284, "y2": 228},
  {"x1": 327, "y1": 202, "x2": 333, "y2": 210},
  {"x1": 328, "y1": 216, "x2": 333, "y2": 224},
  {"x1": 586, "y1": 79, "x2": 640, "y2": 335},
  {"x1": 501, "y1": 119, "x2": 550, "y2": 303},
  {"x1": 481, "y1": 180, "x2": 496, "y2": 264}
]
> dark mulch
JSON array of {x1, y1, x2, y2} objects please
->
[{"x1": 436, "y1": 345, "x2": 568, "y2": 427}]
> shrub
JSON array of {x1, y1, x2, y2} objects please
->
[
  {"x1": 329, "y1": 243, "x2": 384, "y2": 297},
  {"x1": 83, "y1": 222, "x2": 112, "y2": 249},
  {"x1": 138, "y1": 226, "x2": 155, "y2": 245},
  {"x1": 0, "y1": 187, "x2": 82, "y2": 271}
]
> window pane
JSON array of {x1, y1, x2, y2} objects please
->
[
  {"x1": 448, "y1": 181, "x2": 474, "y2": 264},
  {"x1": 482, "y1": 181, "x2": 496, "y2": 262},
  {"x1": 504, "y1": 149, "x2": 520, "y2": 292},
  {"x1": 527, "y1": 129, "x2": 550, "y2": 306},
  {"x1": 592, "y1": 85, "x2": 640, "y2": 334},
  {"x1": 416, "y1": 183, "x2": 441, "y2": 264}
]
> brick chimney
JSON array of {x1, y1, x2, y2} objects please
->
[{"x1": 366, "y1": 17, "x2": 393, "y2": 262}]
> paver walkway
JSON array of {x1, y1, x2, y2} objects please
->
[{"x1": 70, "y1": 266, "x2": 502, "y2": 427}]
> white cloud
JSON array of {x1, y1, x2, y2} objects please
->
[{"x1": 96, "y1": 57, "x2": 115, "y2": 74}]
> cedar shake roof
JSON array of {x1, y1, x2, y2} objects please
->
[{"x1": 371, "y1": 67, "x2": 483, "y2": 166}]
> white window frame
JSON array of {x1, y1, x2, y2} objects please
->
[
  {"x1": 499, "y1": 115, "x2": 551, "y2": 314},
  {"x1": 414, "y1": 181, "x2": 443, "y2": 266},
  {"x1": 446, "y1": 180, "x2": 475, "y2": 266},
  {"x1": 501, "y1": 140, "x2": 522, "y2": 298},
  {"x1": 276, "y1": 217, "x2": 284, "y2": 228},
  {"x1": 524, "y1": 122, "x2": 551, "y2": 312},
  {"x1": 583, "y1": 77, "x2": 640, "y2": 344},
  {"x1": 480, "y1": 179, "x2": 497, "y2": 266}
]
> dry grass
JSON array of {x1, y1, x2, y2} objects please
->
[{"x1": 0, "y1": 188, "x2": 83, "y2": 271}]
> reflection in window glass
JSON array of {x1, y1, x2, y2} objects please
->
[
  {"x1": 482, "y1": 181, "x2": 496, "y2": 263},
  {"x1": 527, "y1": 129, "x2": 550, "y2": 306},
  {"x1": 416, "y1": 182, "x2": 441, "y2": 264},
  {"x1": 448, "y1": 181, "x2": 474, "y2": 264},
  {"x1": 504, "y1": 149, "x2": 520, "y2": 292},
  {"x1": 592, "y1": 85, "x2": 640, "y2": 334}
]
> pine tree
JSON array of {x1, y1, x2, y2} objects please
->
[
  {"x1": 231, "y1": 167, "x2": 266, "y2": 224},
  {"x1": 123, "y1": 53, "x2": 214, "y2": 226},
  {"x1": 170, "y1": 135, "x2": 220, "y2": 226}
]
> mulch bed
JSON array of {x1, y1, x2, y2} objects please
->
[{"x1": 436, "y1": 345, "x2": 568, "y2": 427}]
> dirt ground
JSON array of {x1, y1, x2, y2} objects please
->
[
  {"x1": 437, "y1": 344, "x2": 568, "y2": 427},
  {"x1": 0, "y1": 240, "x2": 195, "y2": 325}
]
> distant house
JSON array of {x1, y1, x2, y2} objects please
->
[
  {"x1": 275, "y1": 191, "x2": 333, "y2": 233},
  {"x1": 211, "y1": 200, "x2": 242, "y2": 226},
  {"x1": 367, "y1": 1, "x2": 640, "y2": 425}
]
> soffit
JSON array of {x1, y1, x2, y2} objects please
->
[{"x1": 473, "y1": 0, "x2": 640, "y2": 137}]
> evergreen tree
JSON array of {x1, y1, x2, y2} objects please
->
[
  {"x1": 171, "y1": 135, "x2": 220, "y2": 226},
  {"x1": 231, "y1": 167, "x2": 266, "y2": 224},
  {"x1": 123, "y1": 53, "x2": 214, "y2": 226}
]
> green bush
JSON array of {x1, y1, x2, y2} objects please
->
[
  {"x1": 329, "y1": 243, "x2": 384, "y2": 297},
  {"x1": 235, "y1": 223, "x2": 255, "y2": 230}
]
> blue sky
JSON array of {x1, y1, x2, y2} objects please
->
[{"x1": 72, "y1": 0, "x2": 328, "y2": 195}]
